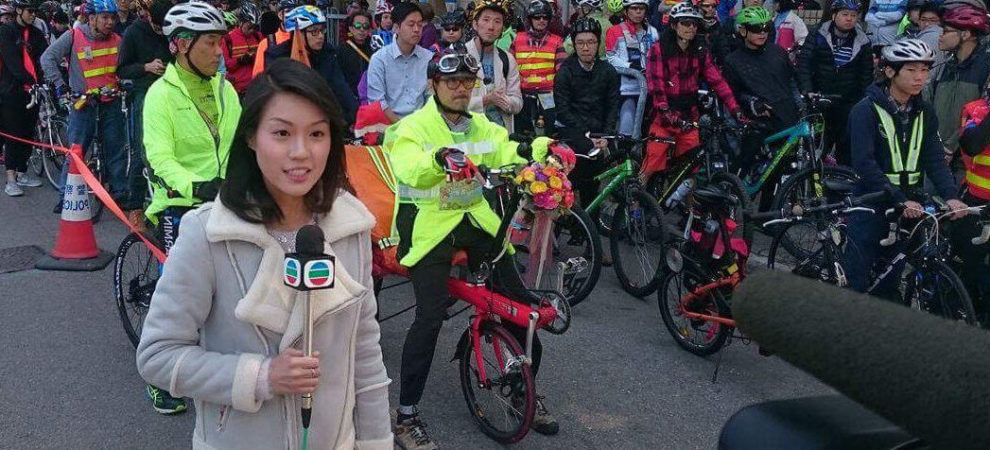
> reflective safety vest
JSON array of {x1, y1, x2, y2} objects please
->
[
  {"x1": 873, "y1": 103, "x2": 923, "y2": 189},
  {"x1": 960, "y1": 99, "x2": 990, "y2": 200},
  {"x1": 512, "y1": 31, "x2": 562, "y2": 93},
  {"x1": 72, "y1": 27, "x2": 120, "y2": 93}
]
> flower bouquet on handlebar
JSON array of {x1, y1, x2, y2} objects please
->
[{"x1": 509, "y1": 145, "x2": 577, "y2": 290}]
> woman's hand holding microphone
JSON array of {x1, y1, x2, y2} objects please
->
[{"x1": 269, "y1": 348, "x2": 321, "y2": 395}]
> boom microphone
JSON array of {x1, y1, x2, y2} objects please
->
[
  {"x1": 733, "y1": 271, "x2": 990, "y2": 449},
  {"x1": 282, "y1": 225, "x2": 335, "y2": 431}
]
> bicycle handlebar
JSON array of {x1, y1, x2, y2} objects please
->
[{"x1": 745, "y1": 190, "x2": 888, "y2": 227}]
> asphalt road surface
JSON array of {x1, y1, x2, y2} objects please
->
[{"x1": 0, "y1": 183, "x2": 832, "y2": 450}]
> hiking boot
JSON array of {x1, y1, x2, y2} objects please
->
[
  {"x1": 5, "y1": 182, "x2": 24, "y2": 197},
  {"x1": 146, "y1": 385, "x2": 188, "y2": 415},
  {"x1": 394, "y1": 412, "x2": 438, "y2": 450},
  {"x1": 16, "y1": 172, "x2": 43, "y2": 187},
  {"x1": 531, "y1": 395, "x2": 559, "y2": 435},
  {"x1": 127, "y1": 209, "x2": 148, "y2": 233}
]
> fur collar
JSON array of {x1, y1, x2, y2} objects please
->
[{"x1": 204, "y1": 192, "x2": 376, "y2": 348}]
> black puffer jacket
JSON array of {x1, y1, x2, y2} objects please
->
[
  {"x1": 795, "y1": 21, "x2": 873, "y2": 104},
  {"x1": 723, "y1": 43, "x2": 801, "y2": 129},
  {"x1": 553, "y1": 54, "x2": 621, "y2": 136},
  {"x1": 117, "y1": 19, "x2": 172, "y2": 95}
]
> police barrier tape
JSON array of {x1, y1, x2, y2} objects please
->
[{"x1": 0, "y1": 130, "x2": 168, "y2": 263}]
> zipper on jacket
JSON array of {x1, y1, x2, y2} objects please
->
[{"x1": 216, "y1": 404, "x2": 230, "y2": 432}]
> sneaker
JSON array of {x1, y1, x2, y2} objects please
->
[
  {"x1": 531, "y1": 395, "x2": 559, "y2": 435},
  {"x1": 16, "y1": 172, "x2": 43, "y2": 187},
  {"x1": 394, "y1": 412, "x2": 438, "y2": 450},
  {"x1": 146, "y1": 385, "x2": 188, "y2": 415},
  {"x1": 5, "y1": 182, "x2": 23, "y2": 197}
]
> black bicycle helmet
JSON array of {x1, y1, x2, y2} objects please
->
[
  {"x1": 526, "y1": 0, "x2": 552, "y2": 17},
  {"x1": 570, "y1": 16, "x2": 602, "y2": 41},
  {"x1": 440, "y1": 10, "x2": 467, "y2": 27},
  {"x1": 237, "y1": 0, "x2": 258, "y2": 22},
  {"x1": 11, "y1": 0, "x2": 40, "y2": 8}
]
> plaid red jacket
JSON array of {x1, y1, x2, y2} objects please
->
[{"x1": 645, "y1": 41, "x2": 739, "y2": 124}]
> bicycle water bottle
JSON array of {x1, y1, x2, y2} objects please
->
[{"x1": 665, "y1": 179, "x2": 695, "y2": 208}]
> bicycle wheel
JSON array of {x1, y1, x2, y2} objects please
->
[
  {"x1": 656, "y1": 262, "x2": 732, "y2": 356},
  {"x1": 904, "y1": 260, "x2": 978, "y2": 326},
  {"x1": 458, "y1": 324, "x2": 535, "y2": 444},
  {"x1": 772, "y1": 166, "x2": 858, "y2": 259},
  {"x1": 767, "y1": 219, "x2": 847, "y2": 285},
  {"x1": 114, "y1": 232, "x2": 164, "y2": 348},
  {"x1": 513, "y1": 206, "x2": 603, "y2": 307},
  {"x1": 610, "y1": 188, "x2": 667, "y2": 297},
  {"x1": 41, "y1": 119, "x2": 68, "y2": 190},
  {"x1": 28, "y1": 148, "x2": 45, "y2": 177}
]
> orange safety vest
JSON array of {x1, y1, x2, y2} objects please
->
[
  {"x1": 960, "y1": 99, "x2": 990, "y2": 200},
  {"x1": 512, "y1": 31, "x2": 562, "y2": 93},
  {"x1": 72, "y1": 27, "x2": 120, "y2": 93}
]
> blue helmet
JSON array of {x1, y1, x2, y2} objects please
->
[
  {"x1": 285, "y1": 5, "x2": 326, "y2": 31},
  {"x1": 86, "y1": 0, "x2": 118, "y2": 14},
  {"x1": 830, "y1": 0, "x2": 860, "y2": 12}
]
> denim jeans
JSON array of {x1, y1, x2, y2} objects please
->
[
  {"x1": 59, "y1": 98, "x2": 132, "y2": 208},
  {"x1": 844, "y1": 211, "x2": 906, "y2": 302},
  {"x1": 618, "y1": 96, "x2": 637, "y2": 136}
]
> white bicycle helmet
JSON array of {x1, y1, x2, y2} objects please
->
[
  {"x1": 576, "y1": 0, "x2": 603, "y2": 9},
  {"x1": 881, "y1": 38, "x2": 936, "y2": 64},
  {"x1": 162, "y1": 1, "x2": 227, "y2": 38},
  {"x1": 622, "y1": 0, "x2": 648, "y2": 7},
  {"x1": 669, "y1": 1, "x2": 703, "y2": 20},
  {"x1": 285, "y1": 5, "x2": 326, "y2": 31}
]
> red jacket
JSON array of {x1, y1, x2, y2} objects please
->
[
  {"x1": 224, "y1": 27, "x2": 263, "y2": 93},
  {"x1": 645, "y1": 40, "x2": 739, "y2": 126}
]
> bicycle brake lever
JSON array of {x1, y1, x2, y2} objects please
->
[{"x1": 973, "y1": 224, "x2": 990, "y2": 245}]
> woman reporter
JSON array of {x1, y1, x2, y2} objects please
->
[{"x1": 136, "y1": 58, "x2": 392, "y2": 450}]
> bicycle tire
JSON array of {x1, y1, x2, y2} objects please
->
[
  {"x1": 656, "y1": 263, "x2": 732, "y2": 356},
  {"x1": 114, "y1": 232, "x2": 164, "y2": 348},
  {"x1": 771, "y1": 166, "x2": 858, "y2": 259},
  {"x1": 41, "y1": 119, "x2": 68, "y2": 190},
  {"x1": 767, "y1": 218, "x2": 847, "y2": 285},
  {"x1": 610, "y1": 188, "x2": 667, "y2": 297},
  {"x1": 458, "y1": 324, "x2": 535, "y2": 444},
  {"x1": 512, "y1": 206, "x2": 603, "y2": 307},
  {"x1": 905, "y1": 260, "x2": 978, "y2": 326}
]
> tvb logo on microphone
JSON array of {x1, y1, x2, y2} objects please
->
[{"x1": 283, "y1": 255, "x2": 336, "y2": 291}]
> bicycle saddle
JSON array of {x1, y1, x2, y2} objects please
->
[
  {"x1": 694, "y1": 184, "x2": 737, "y2": 207},
  {"x1": 823, "y1": 179, "x2": 855, "y2": 195}
]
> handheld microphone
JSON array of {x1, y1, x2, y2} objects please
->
[
  {"x1": 283, "y1": 225, "x2": 335, "y2": 430},
  {"x1": 734, "y1": 271, "x2": 990, "y2": 449}
]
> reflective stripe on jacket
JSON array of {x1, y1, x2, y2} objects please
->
[
  {"x1": 960, "y1": 99, "x2": 990, "y2": 200},
  {"x1": 512, "y1": 31, "x2": 563, "y2": 92}
]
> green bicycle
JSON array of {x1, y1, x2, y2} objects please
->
[{"x1": 582, "y1": 133, "x2": 676, "y2": 297}]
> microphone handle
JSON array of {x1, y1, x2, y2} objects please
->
[{"x1": 302, "y1": 291, "x2": 314, "y2": 428}]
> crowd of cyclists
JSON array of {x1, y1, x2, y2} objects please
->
[{"x1": 3, "y1": 0, "x2": 990, "y2": 446}]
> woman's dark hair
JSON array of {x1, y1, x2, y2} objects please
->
[
  {"x1": 221, "y1": 58, "x2": 350, "y2": 224},
  {"x1": 348, "y1": 9, "x2": 372, "y2": 27}
]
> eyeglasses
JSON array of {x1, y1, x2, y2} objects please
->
[
  {"x1": 677, "y1": 19, "x2": 699, "y2": 28},
  {"x1": 744, "y1": 23, "x2": 773, "y2": 33},
  {"x1": 574, "y1": 39, "x2": 598, "y2": 47},
  {"x1": 351, "y1": 21, "x2": 370, "y2": 29},
  {"x1": 698, "y1": 3, "x2": 715, "y2": 8},
  {"x1": 530, "y1": 15, "x2": 549, "y2": 21},
  {"x1": 442, "y1": 77, "x2": 476, "y2": 90},
  {"x1": 304, "y1": 26, "x2": 326, "y2": 36},
  {"x1": 436, "y1": 52, "x2": 480, "y2": 74},
  {"x1": 443, "y1": 26, "x2": 461, "y2": 32},
  {"x1": 628, "y1": 5, "x2": 647, "y2": 10}
]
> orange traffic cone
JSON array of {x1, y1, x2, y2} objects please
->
[{"x1": 35, "y1": 144, "x2": 113, "y2": 271}]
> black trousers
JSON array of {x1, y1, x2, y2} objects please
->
[
  {"x1": 515, "y1": 93, "x2": 556, "y2": 137},
  {"x1": 396, "y1": 206, "x2": 543, "y2": 406},
  {"x1": 0, "y1": 90, "x2": 39, "y2": 173},
  {"x1": 950, "y1": 194, "x2": 990, "y2": 316},
  {"x1": 823, "y1": 101, "x2": 854, "y2": 166},
  {"x1": 558, "y1": 126, "x2": 605, "y2": 208}
]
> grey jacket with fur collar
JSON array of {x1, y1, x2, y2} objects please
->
[{"x1": 136, "y1": 192, "x2": 392, "y2": 449}]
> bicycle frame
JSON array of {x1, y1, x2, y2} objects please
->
[
  {"x1": 745, "y1": 119, "x2": 818, "y2": 197},
  {"x1": 585, "y1": 158, "x2": 636, "y2": 214}
]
